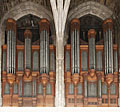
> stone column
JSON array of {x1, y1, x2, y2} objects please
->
[
  {"x1": 55, "y1": 37, "x2": 65, "y2": 106},
  {"x1": 24, "y1": 29, "x2": 32, "y2": 77},
  {"x1": 88, "y1": 29, "x2": 96, "y2": 70},
  {"x1": 118, "y1": 29, "x2": 120, "y2": 107}
]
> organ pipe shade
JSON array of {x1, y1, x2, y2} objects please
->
[
  {"x1": 6, "y1": 19, "x2": 16, "y2": 74},
  {"x1": 13, "y1": 82, "x2": 18, "y2": 94},
  {"x1": 88, "y1": 29, "x2": 96, "y2": 70},
  {"x1": 33, "y1": 80, "x2": 36, "y2": 97},
  {"x1": 102, "y1": 83, "x2": 107, "y2": 95},
  {"x1": 38, "y1": 83, "x2": 43, "y2": 94},
  {"x1": 4, "y1": 82, "x2": 10, "y2": 94},
  {"x1": 2, "y1": 50, "x2": 6, "y2": 71},
  {"x1": 33, "y1": 51, "x2": 39, "y2": 71},
  {"x1": 96, "y1": 51, "x2": 103, "y2": 71},
  {"x1": 103, "y1": 19, "x2": 113, "y2": 74},
  {"x1": 81, "y1": 51, "x2": 87, "y2": 71},
  {"x1": 77, "y1": 83, "x2": 82, "y2": 95},
  {"x1": 68, "y1": 83, "x2": 74, "y2": 95},
  {"x1": 24, "y1": 30, "x2": 32, "y2": 70},
  {"x1": 24, "y1": 82, "x2": 32, "y2": 97},
  {"x1": 46, "y1": 83, "x2": 52, "y2": 95},
  {"x1": 98, "y1": 79, "x2": 101, "y2": 97},
  {"x1": 71, "y1": 19, "x2": 80, "y2": 75},
  {"x1": 17, "y1": 51, "x2": 23, "y2": 71},
  {"x1": 84, "y1": 79, "x2": 87, "y2": 97},
  {"x1": 88, "y1": 83, "x2": 97, "y2": 97},
  {"x1": 110, "y1": 83, "x2": 116, "y2": 95},
  {"x1": 50, "y1": 50, "x2": 55, "y2": 72},
  {"x1": 114, "y1": 50, "x2": 118, "y2": 72},
  {"x1": 65, "y1": 51, "x2": 70, "y2": 72},
  {"x1": 19, "y1": 80, "x2": 22, "y2": 97}
]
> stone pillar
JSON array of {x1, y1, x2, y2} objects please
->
[
  {"x1": 118, "y1": 30, "x2": 120, "y2": 107},
  {"x1": 55, "y1": 37, "x2": 65, "y2": 107},
  {"x1": 88, "y1": 29, "x2": 96, "y2": 70},
  {"x1": 24, "y1": 29, "x2": 32, "y2": 77},
  {"x1": 103, "y1": 19, "x2": 113, "y2": 75}
]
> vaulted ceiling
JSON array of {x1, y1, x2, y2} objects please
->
[{"x1": 0, "y1": 0, "x2": 120, "y2": 27}]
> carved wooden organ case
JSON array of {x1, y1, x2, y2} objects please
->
[
  {"x1": 64, "y1": 18, "x2": 118, "y2": 107},
  {"x1": 2, "y1": 18, "x2": 56, "y2": 107}
]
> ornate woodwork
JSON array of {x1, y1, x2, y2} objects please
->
[
  {"x1": 2, "y1": 18, "x2": 56, "y2": 107},
  {"x1": 65, "y1": 18, "x2": 118, "y2": 107}
]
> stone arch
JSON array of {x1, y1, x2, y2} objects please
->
[
  {"x1": 65, "y1": 1, "x2": 114, "y2": 39},
  {"x1": 0, "y1": 1, "x2": 53, "y2": 46},
  {"x1": 68, "y1": 1, "x2": 113, "y2": 21}
]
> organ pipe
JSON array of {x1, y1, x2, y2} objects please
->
[
  {"x1": 70, "y1": 19, "x2": 80, "y2": 75},
  {"x1": 98, "y1": 79, "x2": 101, "y2": 98},
  {"x1": 103, "y1": 19, "x2": 113, "y2": 74},
  {"x1": 2, "y1": 50, "x2": 6, "y2": 71},
  {"x1": 24, "y1": 29, "x2": 32, "y2": 70},
  {"x1": 88, "y1": 29, "x2": 96, "y2": 70},
  {"x1": 39, "y1": 19, "x2": 49, "y2": 75},
  {"x1": 6, "y1": 19, "x2": 16, "y2": 74},
  {"x1": 84, "y1": 79, "x2": 87, "y2": 98}
]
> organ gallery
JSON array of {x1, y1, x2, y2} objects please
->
[{"x1": 0, "y1": 0, "x2": 120, "y2": 107}]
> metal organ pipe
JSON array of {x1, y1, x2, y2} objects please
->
[
  {"x1": 88, "y1": 29, "x2": 96, "y2": 70},
  {"x1": 24, "y1": 30, "x2": 32, "y2": 70},
  {"x1": 103, "y1": 19, "x2": 113, "y2": 75},
  {"x1": 70, "y1": 19, "x2": 80, "y2": 75},
  {"x1": 71, "y1": 31, "x2": 74, "y2": 74},
  {"x1": 39, "y1": 19, "x2": 49, "y2": 75},
  {"x1": 6, "y1": 19, "x2": 16, "y2": 74}
]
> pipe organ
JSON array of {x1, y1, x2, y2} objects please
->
[
  {"x1": 1, "y1": 16, "x2": 119, "y2": 107},
  {"x1": 2, "y1": 18, "x2": 55, "y2": 107},
  {"x1": 65, "y1": 18, "x2": 118, "y2": 107}
]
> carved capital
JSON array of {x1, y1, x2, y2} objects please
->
[
  {"x1": 106, "y1": 73, "x2": 113, "y2": 85},
  {"x1": 38, "y1": 19, "x2": 49, "y2": 32},
  {"x1": 88, "y1": 69, "x2": 97, "y2": 82},
  {"x1": 24, "y1": 29, "x2": 32, "y2": 39},
  {"x1": 70, "y1": 18, "x2": 80, "y2": 32},
  {"x1": 103, "y1": 18, "x2": 113, "y2": 32},
  {"x1": 88, "y1": 29, "x2": 96, "y2": 39},
  {"x1": 6, "y1": 18, "x2": 16, "y2": 33},
  {"x1": 40, "y1": 73, "x2": 49, "y2": 86},
  {"x1": 72, "y1": 73, "x2": 79, "y2": 86},
  {"x1": 7, "y1": 73, "x2": 15, "y2": 85}
]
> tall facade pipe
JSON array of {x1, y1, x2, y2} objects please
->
[
  {"x1": 70, "y1": 19, "x2": 80, "y2": 75},
  {"x1": 24, "y1": 29, "x2": 32, "y2": 71},
  {"x1": 88, "y1": 29, "x2": 96, "y2": 70},
  {"x1": 39, "y1": 19, "x2": 49, "y2": 75},
  {"x1": 103, "y1": 19, "x2": 113, "y2": 75},
  {"x1": 6, "y1": 18, "x2": 16, "y2": 74}
]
